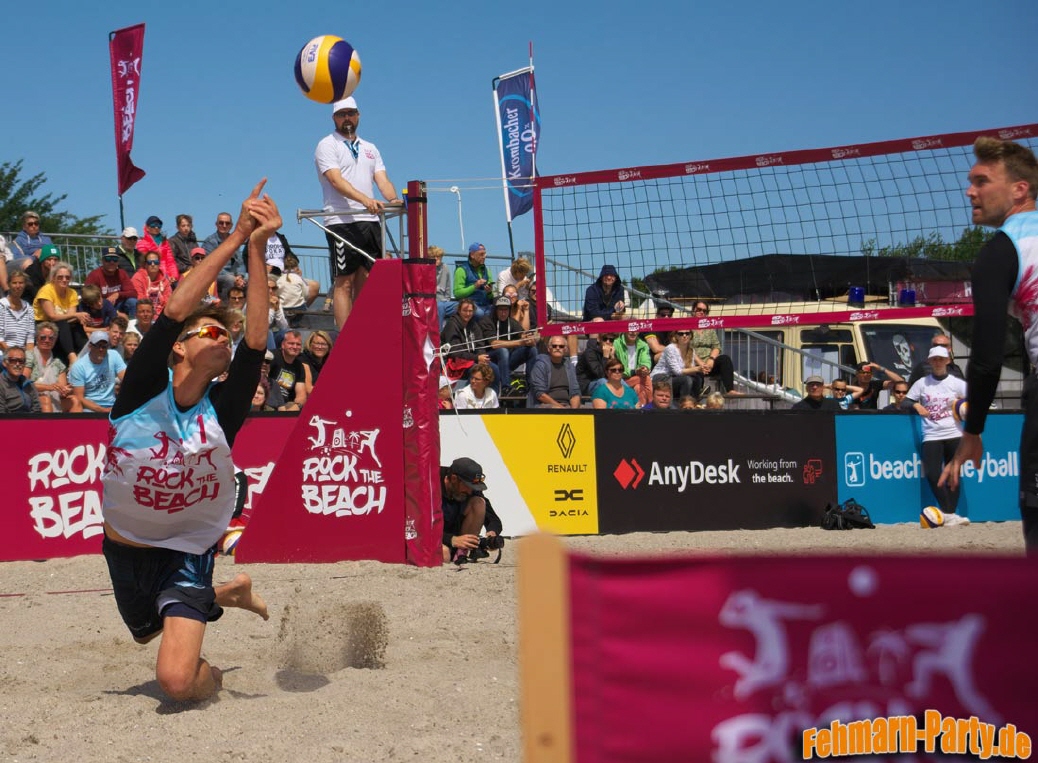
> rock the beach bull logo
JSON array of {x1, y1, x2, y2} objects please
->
[
  {"x1": 301, "y1": 412, "x2": 387, "y2": 517},
  {"x1": 712, "y1": 567, "x2": 1012, "y2": 762}
]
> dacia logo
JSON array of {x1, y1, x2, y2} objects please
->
[
  {"x1": 550, "y1": 508, "x2": 589, "y2": 518},
  {"x1": 553, "y1": 489, "x2": 584, "y2": 502}
]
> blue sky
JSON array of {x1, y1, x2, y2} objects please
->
[{"x1": 4, "y1": 0, "x2": 1037, "y2": 269}]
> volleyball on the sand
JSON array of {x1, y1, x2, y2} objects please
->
[
  {"x1": 921, "y1": 505, "x2": 945, "y2": 529},
  {"x1": 294, "y1": 35, "x2": 362, "y2": 104}
]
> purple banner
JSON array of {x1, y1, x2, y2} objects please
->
[{"x1": 494, "y1": 69, "x2": 540, "y2": 221}]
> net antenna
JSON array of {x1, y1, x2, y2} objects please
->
[
  {"x1": 296, "y1": 205, "x2": 407, "y2": 264},
  {"x1": 531, "y1": 123, "x2": 1038, "y2": 337}
]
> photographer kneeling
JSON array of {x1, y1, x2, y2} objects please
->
[{"x1": 441, "y1": 457, "x2": 503, "y2": 564}]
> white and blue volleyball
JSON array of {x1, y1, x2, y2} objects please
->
[
  {"x1": 920, "y1": 506, "x2": 944, "y2": 529},
  {"x1": 294, "y1": 35, "x2": 362, "y2": 104}
]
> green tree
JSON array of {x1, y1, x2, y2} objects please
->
[
  {"x1": 0, "y1": 160, "x2": 109, "y2": 235},
  {"x1": 861, "y1": 226, "x2": 994, "y2": 262}
]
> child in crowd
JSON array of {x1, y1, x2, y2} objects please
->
[{"x1": 78, "y1": 284, "x2": 116, "y2": 336}]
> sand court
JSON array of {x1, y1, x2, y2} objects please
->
[{"x1": 0, "y1": 522, "x2": 1025, "y2": 762}]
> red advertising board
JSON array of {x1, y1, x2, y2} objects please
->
[
  {"x1": 2, "y1": 415, "x2": 294, "y2": 562},
  {"x1": 568, "y1": 554, "x2": 1038, "y2": 761}
]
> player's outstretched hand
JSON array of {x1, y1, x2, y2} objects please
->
[
  {"x1": 250, "y1": 194, "x2": 283, "y2": 243},
  {"x1": 235, "y1": 178, "x2": 268, "y2": 237}
]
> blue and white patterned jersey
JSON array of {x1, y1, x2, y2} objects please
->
[
  {"x1": 103, "y1": 371, "x2": 234, "y2": 554},
  {"x1": 1003, "y1": 211, "x2": 1038, "y2": 367}
]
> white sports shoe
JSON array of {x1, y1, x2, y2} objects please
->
[{"x1": 942, "y1": 513, "x2": 971, "y2": 527}]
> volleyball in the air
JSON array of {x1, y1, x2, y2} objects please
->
[
  {"x1": 220, "y1": 529, "x2": 244, "y2": 556},
  {"x1": 920, "y1": 505, "x2": 945, "y2": 529},
  {"x1": 952, "y1": 398, "x2": 968, "y2": 423},
  {"x1": 294, "y1": 35, "x2": 362, "y2": 104}
]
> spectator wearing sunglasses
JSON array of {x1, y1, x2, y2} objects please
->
[
  {"x1": 0, "y1": 346, "x2": 40, "y2": 413},
  {"x1": 183, "y1": 248, "x2": 221, "y2": 305},
  {"x1": 100, "y1": 181, "x2": 278, "y2": 702},
  {"x1": 86, "y1": 247, "x2": 138, "y2": 318},
  {"x1": 69, "y1": 331, "x2": 126, "y2": 413},
  {"x1": 131, "y1": 253, "x2": 174, "y2": 317},
  {"x1": 201, "y1": 213, "x2": 240, "y2": 299},
  {"x1": 689, "y1": 302, "x2": 736, "y2": 394},
  {"x1": 827, "y1": 379, "x2": 865, "y2": 410},
  {"x1": 849, "y1": 360, "x2": 904, "y2": 410},
  {"x1": 792, "y1": 375, "x2": 841, "y2": 411},
  {"x1": 649, "y1": 328, "x2": 705, "y2": 400},
  {"x1": 135, "y1": 215, "x2": 178, "y2": 283},
  {"x1": 440, "y1": 457, "x2": 502, "y2": 564},
  {"x1": 613, "y1": 330, "x2": 653, "y2": 406},
  {"x1": 883, "y1": 382, "x2": 913, "y2": 412},
  {"x1": 575, "y1": 332, "x2": 615, "y2": 396},
  {"x1": 33, "y1": 259, "x2": 89, "y2": 366},
  {"x1": 526, "y1": 338, "x2": 581, "y2": 408},
  {"x1": 24, "y1": 322, "x2": 81, "y2": 413},
  {"x1": 641, "y1": 304, "x2": 676, "y2": 363},
  {"x1": 112, "y1": 227, "x2": 144, "y2": 278},
  {"x1": 10, "y1": 210, "x2": 52, "y2": 270}
]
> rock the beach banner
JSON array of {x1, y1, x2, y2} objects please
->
[
  {"x1": 109, "y1": 23, "x2": 146, "y2": 196},
  {"x1": 493, "y1": 66, "x2": 540, "y2": 222}
]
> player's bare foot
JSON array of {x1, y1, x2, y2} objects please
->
[{"x1": 217, "y1": 573, "x2": 269, "y2": 620}]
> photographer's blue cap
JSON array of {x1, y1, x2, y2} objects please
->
[{"x1": 468, "y1": 242, "x2": 485, "y2": 254}]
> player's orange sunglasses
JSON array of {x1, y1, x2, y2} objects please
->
[{"x1": 177, "y1": 324, "x2": 230, "y2": 343}]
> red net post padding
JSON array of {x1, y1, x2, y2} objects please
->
[{"x1": 237, "y1": 259, "x2": 431, "y2": 564}]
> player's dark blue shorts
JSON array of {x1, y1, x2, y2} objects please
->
[{"x1": 103, "y1": 535, "x2": 223, "y2": 641}]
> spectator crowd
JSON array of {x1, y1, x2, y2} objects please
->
[
  {"x1": 0, "y1": 214, "x2": 968, "y2": 424},
  {"x1": 0, "y1": 209, "x2": 322, "y2": 415}
]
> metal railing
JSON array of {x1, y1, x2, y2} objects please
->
[{"x1": 4, "y1": 230, "x2": 334, "y2": 294}]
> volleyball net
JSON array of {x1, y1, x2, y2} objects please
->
[{"x1": 532, "y1": 122, "x2": 1038, "y2": 336}]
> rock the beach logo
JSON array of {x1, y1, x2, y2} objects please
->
[
  {"x1": 712, "y1": 566, "x2": 1028, "y2": 762},
  {"x1": 27, "y1": 444, "x2": 106, "y2": 540},
  {"x1": 301, "y1": 412, "x2": 387, "y2": 517}
]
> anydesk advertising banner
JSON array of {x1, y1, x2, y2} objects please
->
[
  {"x1": 109, "y1": 23, "x2": 146, "y2": 196},
  {"x1": 595, "y1": 411, "x2": 837, "y2": 533},
  {"x1": 494, "y1": 68, "x2": 539, "y2": 221}
]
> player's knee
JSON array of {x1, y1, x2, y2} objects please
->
[{"x1": 156, "y1": 663, "x2": 200, "y2": 701}]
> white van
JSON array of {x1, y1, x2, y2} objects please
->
[{"x1": 673, "y1": 299, "x2": 949, "y2": 406}]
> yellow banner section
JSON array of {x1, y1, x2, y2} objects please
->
[{"x1": 484, "y1": 415, "x2": 598, "y2": 535}]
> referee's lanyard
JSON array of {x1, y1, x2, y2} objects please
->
[{"x1": 345, "y1": 140, "x2": 360, "y2": 160}]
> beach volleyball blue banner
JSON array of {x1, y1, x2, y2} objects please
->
[
  {"x1": 836, "y1": 413, "x2": 1021, "y2": 523},
  {"x1": 494, "y1": 69, "x2": 540, "y2": 221}
]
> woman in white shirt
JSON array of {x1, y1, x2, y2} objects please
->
[
  {"x1": 454, "y1": 362, "x2": 499, "y2": 410},
  {"x1": 649, "y1": 330, "x2": 705, "y2": 400},
  {"x1": 906, "y1": 346, "x2": 969, "y2": 525}
]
